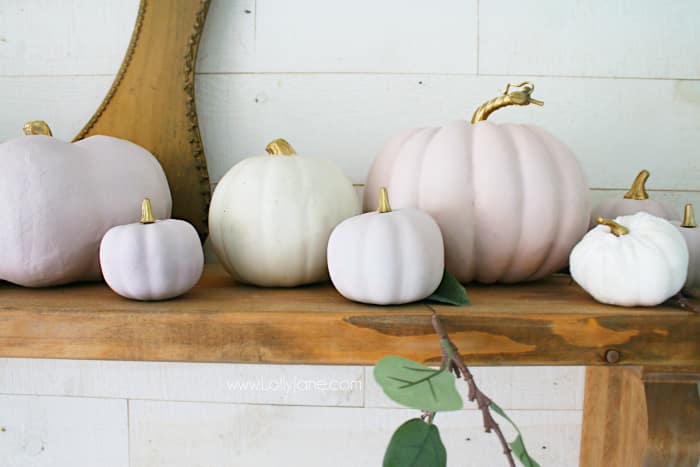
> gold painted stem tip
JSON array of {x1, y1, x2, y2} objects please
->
[
  {"x1": 140, "y1": 198, "x2": 156, "y2": 224},
  {"x1": 265, "y1": 139, "x2": 296, "y2": 156},
  {"x1": 23, "y1": 120, "x2": 53, "y2": 136},
  {"x1": 623, "y1": 169, "x2": 650, "y2": 200},
  {"x1": 377, "y1": 187, "x2": 392, "y2": 213},
  {"x1": 596, "y1": 217, "x2": 629, "y2": 237},
  {"x1": 682, "y1": 204, "x2": 697, "y2": 228}
]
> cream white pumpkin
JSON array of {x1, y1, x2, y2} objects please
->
[
  {"x1": 209, "y1": 139, "x2": 359, "y2": 287},
  {"x1": 0, "y1": 121, "x2": 172, "y2": 287},
  {"x1": 673, "y1": 204, "x2": 700, "y2": 298},
  {"x1": 363, "y1": 82, "x2": 589, "y2": 284},
  {"x1": 100, "y1": 199, "x2": 203, "y2": 301},
  {"x1": 570, "y1": 212, "x2": 688, "y2": 307},
  {"x1": 328, "y1": 188, "x2": 444, "y2": 305},
  {"x1": 590, "y1": 169, "x2": 674, "y2": 225}
]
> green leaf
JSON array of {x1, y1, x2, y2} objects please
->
[
  {"x1": 490, "y1": 402, "x2": 541, "y2": 467},
  {"x1": 374, "y1": 356, "x2": 463, "y2": 412},
  {"x1": 383, "y1": 418, "x2": 447, "y2": 467},
  {"x1": 426, "y1": 269, "x2": 470, "y2": 306}
]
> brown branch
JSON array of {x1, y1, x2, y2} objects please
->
[
  {"x1": 429, "y1": 307, "x2": 516, "y2": 467},
  {"x1": 666, "y1": 293, "x2": 700, "y2": 313}
]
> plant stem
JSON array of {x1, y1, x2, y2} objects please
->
[{"x1": 428, "y1": 306, "x2": 516, "y2": 467}]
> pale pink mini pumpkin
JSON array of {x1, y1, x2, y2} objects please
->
[
  {"x1": 590, "y1": 169, "x2": 675, "y2": 225},
  {"x1": 364, "y1": 82, "x2": 589, "y2": 284}
]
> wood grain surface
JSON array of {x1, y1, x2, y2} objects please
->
[{"x1": 0, "y1": 265, "x2": 697, "y2": 366}]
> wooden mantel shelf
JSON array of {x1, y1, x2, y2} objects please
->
[{"x1": 0, "y1": 265, "x2": 697, "y2": 367}]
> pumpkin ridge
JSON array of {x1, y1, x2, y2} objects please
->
[{"x1": 526, "y1": 125, "x2": 571, "y2": 281}]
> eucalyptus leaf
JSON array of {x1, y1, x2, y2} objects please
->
[
  {"x1": 374, "y1": 356, "x2": 463, "y2": 411},
  {"x1": 426, "y1": 269, "x2": 470, "y2": 306},
  {"x1": 383, "y1": 418, "x2": 447, "y2": 467},
  {"x1": 490, "y1": 402, "x2": 541, "y2": 467}
]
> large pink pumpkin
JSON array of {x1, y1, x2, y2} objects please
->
[{"x1": 363, "y1": 83, "x2": 590, "y2": 284}]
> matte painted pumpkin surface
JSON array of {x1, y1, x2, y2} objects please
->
[
  {"x1": 0, "y1": 125, "x2": 171, "y2": 287},
  {"x1": 673, "y1": 204, "x2": 700, "y2": 298},
  {"x1": 209, "y1": 139, "x2": 359, "y2": 287},
  {"x1": 364, "y1": 83, "x2": 589, "y2": 284},
  {"x1": 328, "y1": 188, "x2": 444, "y2": 305},
  {"x1": 100, "y1": 199, "x2": 203, "y2": 301},
  {"x1": 571, "y1": 213, "x2": 688, "y2": 307}
]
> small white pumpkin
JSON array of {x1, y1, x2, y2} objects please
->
[
  {"x1": 209, "y1": 139, "x2": 359, "y2": 287},
  {"x1": 100, "y1": 199, "x2": 203, "y2": 301},
  {"x1": 673, "y1": 204, "x2": 700, "y2": 298},
  {"x1": 570, "y1": 212, "x2": 688, "y2": 307},
  {"x1": 590, "y1": 169, "x2": 675, "y2": 225},
  {"x1": 327, "y1": 187, "x2": 444, "y2": 305}
]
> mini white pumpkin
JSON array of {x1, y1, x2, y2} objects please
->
[
  {"x1": 209, "y1": 139, "x2": 359, "y2": 287},
  {"x1": 673, "y1": 204, "x2": 700, "y2": 298},
  {"x1": 0, "y1": 121, "x2": 171, "y2": 287},
  {"x1": 100, "y1": 199, "x2": 203, "y2": 301},
  {"x1": 570, "y1": 212, "x2": 688, "y2": 307},
  {"x1": 590, "y1": 169, "x2": 674, "y2": 225},
  {"x1": 327, "y1": 187, "x2": 444, "y2": 305}
]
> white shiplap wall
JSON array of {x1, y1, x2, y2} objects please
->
[{"x1": 1, "y1": 1, "x2": 699, "y2": 466}]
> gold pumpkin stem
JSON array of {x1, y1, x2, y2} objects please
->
[
  {"x1": 681, "y1": 204, "x2": 697, "y2": 228},
  {"x1": 596, "y1": 217, "x2": 629, "y2": 237},
  {"x1": 470, "y1": 81, "x2": 544, "y2": 124},
  {"x1": 623, "y1": 169, "x2": 650, "y2": 200},
  {"x1": 140, "y1": 198, "x2": 156, "y2": 224},
  {"x1": 265, "y1": 139, "x2": 297, "y2": 156},
  {"x1": 377, "y1": 187, "x2": 392, "y2": 213},
  {"x1": 23, "y1": 120, "x2": 53, "y2": 136}
]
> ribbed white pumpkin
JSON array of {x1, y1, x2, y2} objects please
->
[
  {"x1": 209, "y1": 139, "x2": 359, "y2": 287},
  {"x1": 0, "y1": 121, "x2": 171, "y2": 287},
  {"x1": 570, "y1": 212, "x2": 688, "y2": 307},
  {"x1": 364, "y1": 83, "x2": 589, "y2": 284},
  {"x1": 328, "y1": 188, "x2": 444, "y2": 305},
  {"x1": 590, "y1": 169, "x2": 674, "y2": 225},
  {"x1": 100, "y1": 199, "x2": 203, "y2": 301},
  {"x1": 673, "y1": 204, "x2": 700, "y2": 298}
]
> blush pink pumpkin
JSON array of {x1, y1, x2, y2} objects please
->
[
  {"x1": 363, "y1": 82, "x2": 590, "y2": 284},
  {"x1": 0, "y1": 121, "x2": 171, "y2": 287}
]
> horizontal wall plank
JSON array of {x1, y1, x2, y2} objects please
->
[
  {"x1": 0, "y1": 394, "x2": 128, "y2": 467},
  {"x1": 480, "y1": 0, "x2": 700, "y2": 79},
  {"x1": 195, "y1": 73, "x2": 700, "y2": 189},
  {"x1": 0, "y1": 0, "x2": 137, "y2": 76},
  {"x1": 129, "y1": 399, "x2": 581, "y2": 467},
  {"x1": 0, "y1": 358, "x2": 363, "y2": 407},
  {"x1": 364, "y1": 366, "x2": 585, "y2": 411},
  {"x1": 3, "y1": 74, "x2": 699, "y2": 192},
  {"x1": 199, "y1": 0, "x2": 477, "y2": 73},
  {"x1": 0, "y1": 76, "x2": 111, "y2": 140}
]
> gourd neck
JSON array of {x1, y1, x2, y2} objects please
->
[
  {"x1": 470, "y1": 81, "x2": 544, "y2": 124},
  {"x1": 140, "y1": 198, "x2": 156, "y2": 224},
  {"x1": 681, "y1": 204, "x2": 697, "y2": 228},
  {"x1": 265, "y1": 139, "x2": 296, "y2": 156},
  {"x1": 377, "y1": 187, "x2": 392, "y2": 213},
  {"x1": 623, "y1": 170, "x2": 650, "y2": 200},
  {"x1": 596, "y1": 217, "x2": 629, "y2": 237},
  {"x1": 23, "y1": 120, "x2": 53, "y2": 136}
]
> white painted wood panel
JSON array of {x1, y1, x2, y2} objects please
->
[
  {"x1": 194, "y1": 73, "x2": 700, "y2": 189},
  {"x1": 479, "y1": 0, "x2": 700, "y2": 79},
  {"x1": 0, "y1": 0, "x2": 138, "y2": 76},
  {"x1": 0, "y1": 394, "x2": 128, "y2": 467},
  {"x1": 0, "y1": 359, "x2": 363, "y2": 407},
  {"x1": 203, "y1": 0, "x2": 477, "y2": 73},
  {"x1": 364, "y1": 366, "x2": 585, "y2": 411},
  {"x1": 129, "y1": 399, "x2": 582, "y2": 467}
]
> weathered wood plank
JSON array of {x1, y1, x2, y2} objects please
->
[{"x1": 0, "y1": 266, "x2": 697, "y2": 366}]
